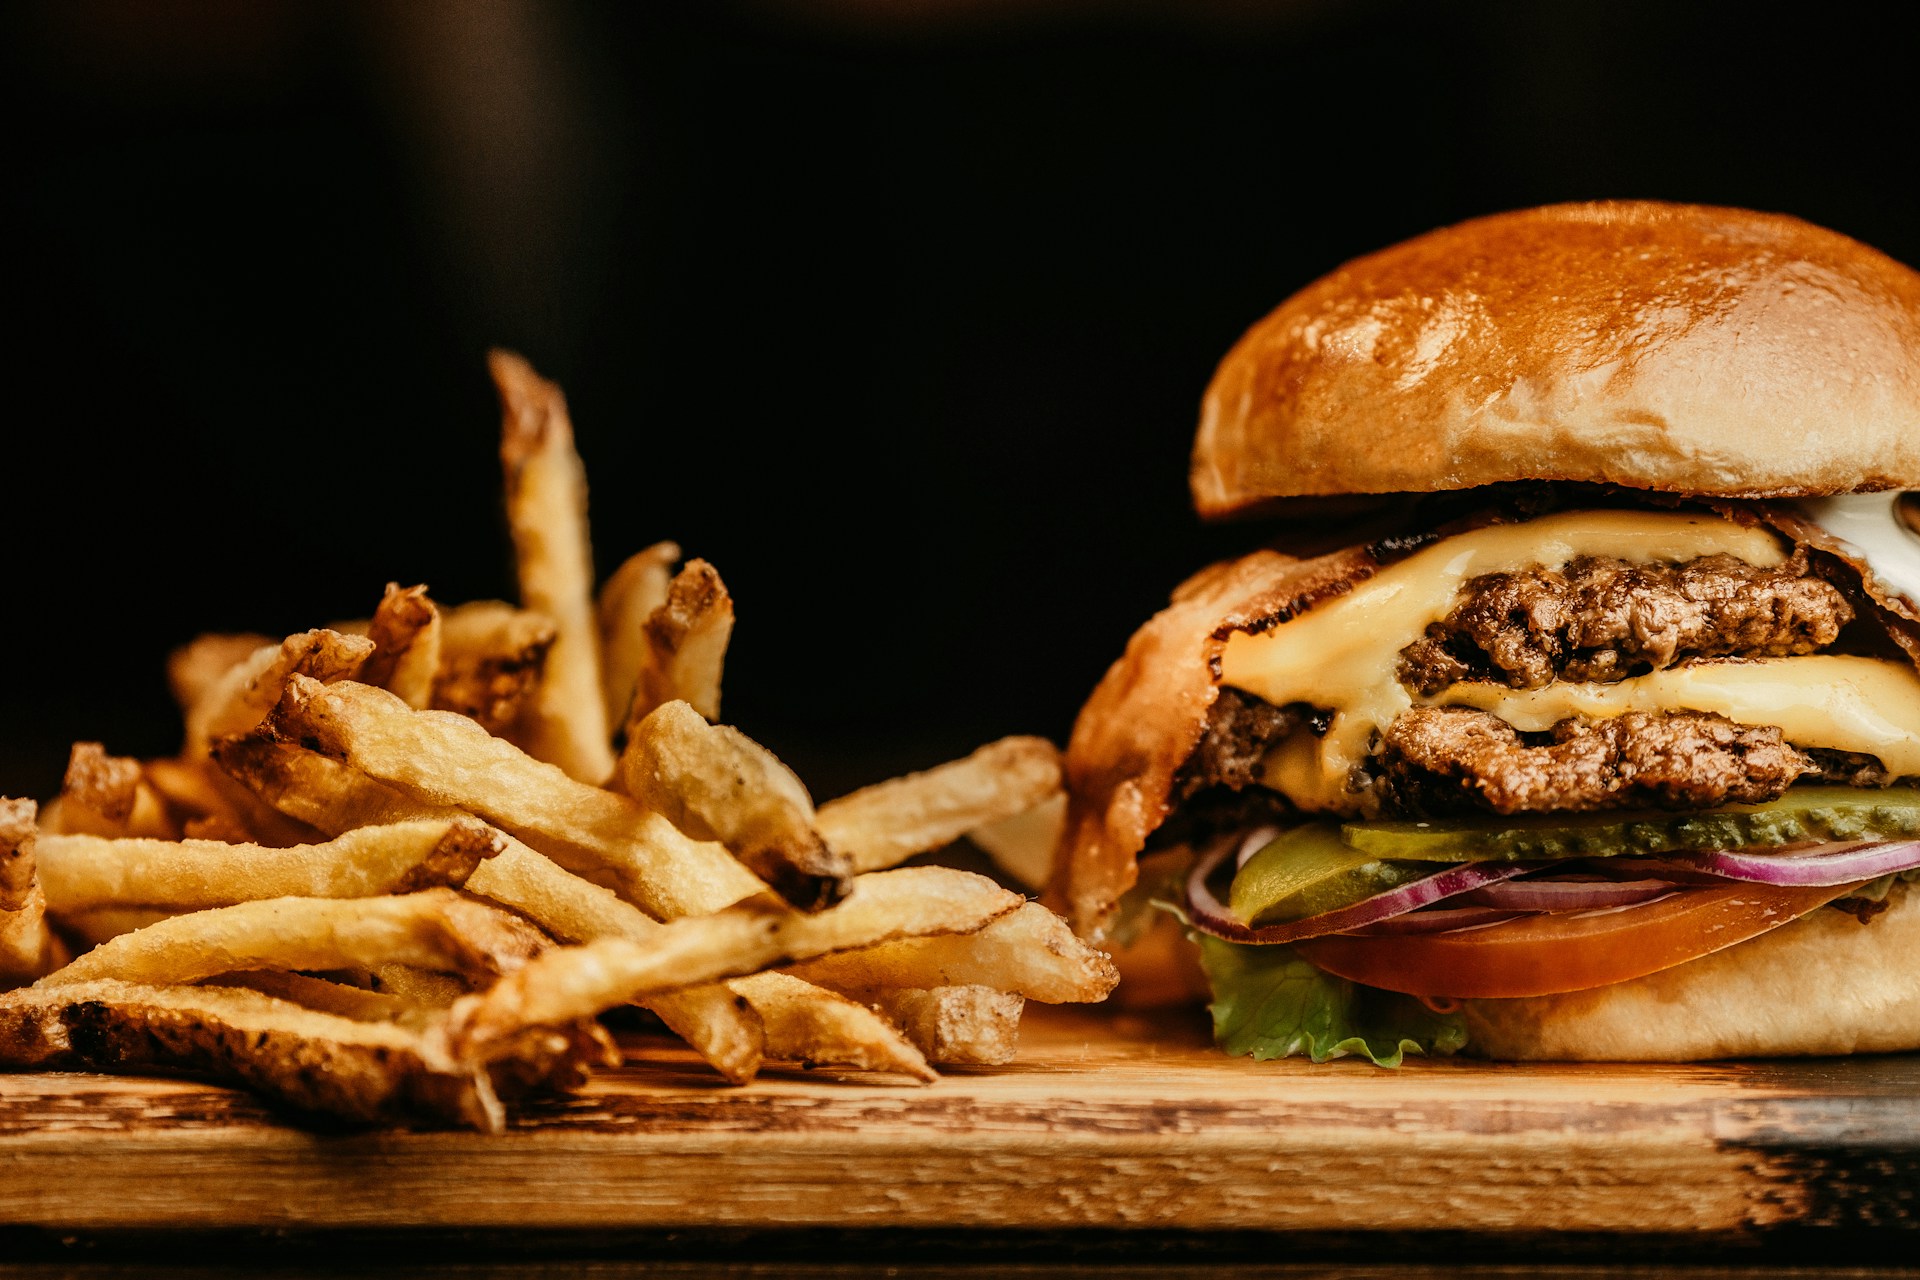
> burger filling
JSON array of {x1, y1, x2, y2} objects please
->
[{"x1": 1167, "y1": 504, "x2": 1920, "y2": 1064}]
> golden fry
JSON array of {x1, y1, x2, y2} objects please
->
[
  {"x1": 620, "y1": 700, "x2": 851, "y2": 911},
  {"x1": 269, "y1": 677, "x2": 766, "y2": 916},
  {"x1": 738, "y1": 971, "x2": 933, "y2": 1081},
  {"x1": 40, "y1": 889, "x2": 549, "y2": 989},
  {"x1": 49, "y1": 743, "x2": 178, "y2": 840},
  {"x1": 859, "y1": 985, "x2": 1025, "y2": 1066},
  {"x1": 361, "y1": 583, "x2": 442, "y2": 710},
  {"x1": 35, "y1": 818, "x2": 502, "y2": 914},
  {"x1": 432, "y1": 601, "x2": 557, "y2": 736},
  {"x1": 167, "y1": 632, "x2": 273, "y2": 716},
  {"x1": 967, "y1": 793, "x2": 1067, "y2": 891},
  {"x1": 183, "y1": 629, "x2": 374, "y2": 759},
  {"x1": 217, "y1": 733, "x2": 767, "y2": 1081},
  {"x1": 450, "y1": 866, "x2": 1022, "y2": 1059},
  {"x1": 491, "y1": 349, "x2": 614, "y2": 784},
  {"x1": 212, "y1": 970, "x2": 427, "y2": 1025},
  {"x1": 598, "y1": 541, "x2": 680, "y2": 731},
  {"x1": 2, "y1": 800, "x2": 66, "y2": 984},
  {"x1": 54, "y1": 905, "x2": 176, "y2": 948},
  {"x1": 627, "y1": 559, "x2": 733, "y2": 728},
  {"x1": 817, "y1": 736, "x2": 1064, "y2": 873},
  {"x1": 0, "y1": 979, "x2": 599, "y2": 1131},
  {"x1": 785, "y1": 901, "x2": 1118, "y2": 1004},
  {"x1": 0, "y1": 798, "x2": 36, "y2": 913}
]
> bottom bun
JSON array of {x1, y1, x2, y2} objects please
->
[{"x1": 1463, "y1": 884, "x2": 1920, "y2": 1060}]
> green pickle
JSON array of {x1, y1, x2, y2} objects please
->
[
  {"x1": 1229, "y1": 824, "x2": 1429, "y2": 925},
  {"x1": 1340, "y1": 786, "x2": 1920, "y2": 862}
]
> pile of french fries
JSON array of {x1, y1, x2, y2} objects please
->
[{"x1": 0, "y1": 351, "x2": 1113, "y2": 1129}]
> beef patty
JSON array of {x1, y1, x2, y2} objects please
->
[
  {"x1": 1377, "y1": 706, "x2": 1811, "y2": 815},
  {"x1": 1397, "y1": 551, "x2": 1852, "y2": 695}
]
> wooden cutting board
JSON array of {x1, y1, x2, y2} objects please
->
[{"x1": 1, "y1": 1005, "x2": 1915, "y2": 1236}]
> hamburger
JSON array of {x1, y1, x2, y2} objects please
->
[{"x1": 1050, "y1": 201, "x2": 1920, "y2": 1062}]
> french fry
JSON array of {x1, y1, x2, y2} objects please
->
[
  {"x1": 620, "y1": 700, "x2": 851, "y2": 911},
  {"x1": 361, "y1": 583, "x2": 442, "y2": 710},
  {"x1": 1, "y1": 798, "x2": 37, "y2": 914},
  {"x1": 450, "y1": 866, "x2": 1023, "y2": 1059},
  {"x1": 968, "y1": 792, "x2": 1067, "y2": 891},
  {"x1": 53, "y1": 905, "x2": 175, "y2": 948},
  {"x1": 0, "y1": 979, "x2": 600, "y2": 1131},
  {"x1": 432, "y1": 601, "x2": 557, "y2": 736},
  {"x1": 859, "y1": 986, "x2": 1025, "y2": 1066},
  {"x1": 627, "y1": 559, "x2": 733, "y2": 728},
  {"x1": 40, "y1": 889, "x2": 550, "y2": 989},
  {"x1": 372, "y1": 965, "x2": 471, "y2": 1008},
  {"x1": 817, "y1": 737, "x2": 1064, "y2": 873},
  {"x1": 2, "y1": 800, "x2": 66, "y2": 985},
  {"x1": 49, "y1": 743, "x2": 178, "y2": 840},
  {"x1": 35, "y1": 819, "x2": 503, "y2": 914},
  {"x1": 737, "y1": 971, "x2": 933, "y2": 1081},
  {"x1": 268, "y1": 677, "x2": 768, "y2": 917},
  {"x1": 216, "y1": 734, "x2": 767, "y2": 1082},
  {"x1": 142, "y1": 757, "x2": 318, "y2": 848},
  {"x1": 785, "y1": 901, "x2": 1117, "y2": 1004},
  {"x1": 598, "y1": 541, "x2": 680, "y2": 731},
  {"x1": 213, "y1": 970, "x2": 427, "y2": 1026},
  {"x1": 491, "y1": 349, "x2": 614, "y2": 784},
  {"x1": 167, "y1": 632, "x2": 274, "y2": 716},
  {"x1": 183, "y1": 629, "x2": 375, "y2": 758}
]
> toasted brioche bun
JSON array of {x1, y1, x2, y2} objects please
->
[
  {"x1": 1464, "y1": 884, "x2": 1920, "y2": 1060},
  {"x1": 1193, "y1": 202, "x2": 1920, "y2": 518}
]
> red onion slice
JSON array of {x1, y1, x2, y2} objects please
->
[
  {"x1": 1462, "y1": 878, "x2": 1677, "y2": 911},
  {"x1": 1345, "y1": 906, "x2": 1532, "y2": 936},
  {"x1": 1184, "y1": 835, "x2": 1534, "y2": 945},
  {"x1": 1690, "y1": 839, "x2": 1920, "y2": 886},
  {"x1": 1234, "y1": 825, "x2": 1285, "y2": 870}
]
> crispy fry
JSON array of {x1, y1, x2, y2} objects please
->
[
  {"x1": 449, "y1": 866, "x2": 1022, "y2": 1059},
  {"x1": 361, "y1": 583, "x2": 442, "y2": 710},
  {"x1": 0, "y1": 980, "x2": 602, "y2": 1131},
  {"x1": 213, "y1": 970, "x2": 426, "y2": 1025},
  {"x1": 620, "y1": 700, "x2": 851, "y2": 911},
  {"x1": 35, "y1": 819, "x2": 502, "y2": 914},
  {"x1": 142, "y1": 756, "x2": 322, "y2": 847},
  {"x1": 40, "y1": 889, "x2": 549, "y2": 989},
  {"x1": 737, "y1": 971, "x2": 933, "y2": 1081},
  {"x1": 216, "y1": 734, "x2": 768, "y2": 1081},
  {"x1": 167, "y1": 632, "x2": 274, "y2": 716},
  {"x1": 968, "y1": 792, "x2": 1067, "y2": 891},
  {"x1": 491, "y1": 349, "x2": 614, "y2": 784},
  {"x1": 372, "y1": 964, "x2": 471, "y2": 1008},
  {"x1": 432, "y1": 601, "x2": 557, "y2": 736},
  {"x1": 859, "y1": 985, "x2": 1025, "y2": 1066},
  {"x1": 2, "y1": 800, "x2": 66, "y2": 985},
  {"x1": 183, "y1": 629, "x2": 375, "y2": 759},
  {"x1": 269, "y1": 677, "x2": 768, "y2": 916},
  {"x1": 50, "y1": 743, "x2": 178, "y2": 840},
  {"x1": 628, "y1": 559, "x2": 733, "y2": 728},
  {"x1": 53, "y1": 905, "x2": 175, "y2": 948},
  {"x1": 785, "y1": 901, "x2": 1118, "y2": 1004},
  {"x1": 598, "y1": 541, "x2": 680, "y2": 730},
  {"x1": 817, "y1": 737, "x2": 1064, "y2": 873},
  {"x1": 0, "y1": 798, "x2": 36, "y2": 913}
]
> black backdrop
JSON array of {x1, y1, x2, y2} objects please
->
[{"x1": 5, "y1": 0, "x2": 1916, "y2": 800}]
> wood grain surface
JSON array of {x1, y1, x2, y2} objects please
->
[{"x1": 1, "y1": 1006, "x2": 1915, "y2": 1236}]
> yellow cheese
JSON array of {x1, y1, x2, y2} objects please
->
[
  {"x1": 1434, "y1": 656, "x2": 1920, "y2": 778},
  {"x1": 1220, "y1": 509, "x2": 1792, "y2": 811}
]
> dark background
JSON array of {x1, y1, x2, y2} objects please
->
[{"x1": 4, "y1": 0, "x2": 1915, "y2": 800}]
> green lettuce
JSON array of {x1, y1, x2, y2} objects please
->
[{"x1": 1191, "y1": 931, "x2": 1467, "y2": 1067}]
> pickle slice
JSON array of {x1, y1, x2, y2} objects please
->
[
  {"x1": 1230, "y1": 824, "x2": 1429, "y2": 925},
  {"x1": 1341, "y1": 786, "x2": 1920, "y2": 862}
]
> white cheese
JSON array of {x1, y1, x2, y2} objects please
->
[{"x1": 1793, "y1": 492, "x2": 1920, "y2": 609}]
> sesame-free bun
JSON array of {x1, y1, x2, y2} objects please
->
[
  {"x1": 1463, "y1": 883, "x2": 1920, "y2": 1061},
  {"x1": 1192, "y1": 202, "x2": 1920, "y2": 518}
]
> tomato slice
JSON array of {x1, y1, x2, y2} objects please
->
[{"x1": 1293, "y1": 882, "x2": 1853, "y2": 998}]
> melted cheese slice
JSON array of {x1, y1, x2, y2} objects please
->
[
  {"x1": 1220, "y1": 509, "x2": 1807, "y2": 811},
  {"x1": 1435, "y1": 656, "x2": 1920, "y2": 778}
]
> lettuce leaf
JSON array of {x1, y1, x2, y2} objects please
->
[{"x1": 1192, "y1": 932, "x2": 1467, "y2": 1067}]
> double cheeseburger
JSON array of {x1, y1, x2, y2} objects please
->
[{"x1": 1051, "y1": 201, "x2": 1920, "y2": 1062}]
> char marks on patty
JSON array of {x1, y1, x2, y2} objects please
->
[
  {"x1": 1397, "y1": 551, "x2": 1852, "y2": 695},
  {"x1": 1379, "y1": 706, "x2": 1811, "y2": 816}
]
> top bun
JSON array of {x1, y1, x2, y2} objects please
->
[{"x1": 1192, "y1": 202, "x2": 1920, "y2": 518}]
